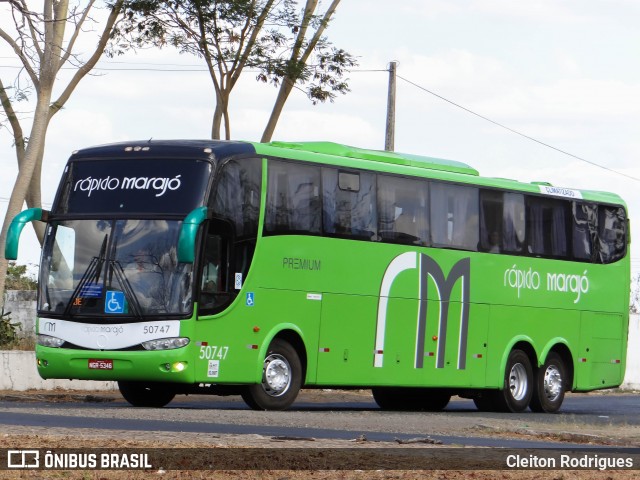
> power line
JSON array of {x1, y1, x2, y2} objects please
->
[
  {"x1": 396, "y1": 73, "x2": 640, "y2": 183},
  {"x1": 2, "y1": 55, "x2": 638, "y2": 183},
  {"x1": 0, "y1": 197, "x2": 52, "y2": 208}
]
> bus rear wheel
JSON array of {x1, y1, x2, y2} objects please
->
[
  {"x1": 474, "y1": 350, "x2": 533, "y2": 413},
  {"x1": 241, "y1": 339, "x2": 302, "y2": 411},
  {"x1": 118, "y1": 381, "x2": 176, "y2": 408},
  {"x1": 498, "y1": 349, "x2": 533, "y2": 412},
  {"x1": 529, "y1": 352, "x2": 566, "y2": 413},
  {"x1": 372, "y1": 387, "x2": 451, "y2": 411}
]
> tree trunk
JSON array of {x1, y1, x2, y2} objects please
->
[
  {"x1": 25, "y1": 140, "x2": 47, "y2": 244},
  {"x1": 0, "y1": 91, "x2": 52, "y2": 307},
  {"x1": 261, "y1": 78, "x2": 295, "y2": 143},
  {"x1": 260, "y1": 0, "x2": 341, "y2": 143},
  {"x1": 211, "y1": 91, "x2": 232, "y2": 140},
  {"x1": 211, "y1": 102, "x2": 223, "y2": 140}
]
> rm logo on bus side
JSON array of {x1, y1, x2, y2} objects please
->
[{"x1": 374, "y1": 252, "x2": 470, "y2": 370}]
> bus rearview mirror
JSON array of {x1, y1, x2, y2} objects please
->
[
  {"x1": 177, "y1": 206, "x2": 209, "y2": 264},
  {"x1": 5, "y1": 208, "x2": 49, "y2": 260}
]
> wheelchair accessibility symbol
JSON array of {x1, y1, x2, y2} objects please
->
[
  {"x1": 105, "y1": 291, "x2": 125, "y2": 314},
  {"x1": 246, "y1": 292, "x2": 255, "y2": 307}
]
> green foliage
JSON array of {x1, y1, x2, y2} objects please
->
[
  {"x1": 113, "y1": 0, "x2": 356, "y2": 110},
  {"x1": 6, "y1": 262, "x2": 37, "y2": 290},
  {"x1": 0, "y1": 307, "x2": 21, "y2": 349}
]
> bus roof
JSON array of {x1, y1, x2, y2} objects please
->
[
  {"x1": 254, "y1": 140, "x2": 626, "y2": 207},
  {"x1": 66, "y1": 139, "x2": 625, "y2": 207},
  {"x1": 69, "y1": 139, "x2": 253, "y2": 161}
]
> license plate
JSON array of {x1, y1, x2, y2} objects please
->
[{"x1": 88, "y1": 359, "x2": 113, "y2": 370}]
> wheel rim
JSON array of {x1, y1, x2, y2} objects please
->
[
  {"x1": 543, "y1": 365, "x2": 563, "y2": 402},
  {"x1": 508, "y1": 363, "x2": 528, "y2": 401},
  {"x1": 262, "y1": 354, "x2": 291, "y2": 397}
]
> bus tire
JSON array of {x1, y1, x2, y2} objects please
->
[
  {"x1": 372, "y1": 387, "x2": 451, "y2": 411},
  {"x1": 422, "y1": 389, "x2": 451, "y2": 411},
  {"x1": 495, "y1": 349, "x2": 533, "y2": 412},
  {"x1": 529, "y1": 352, "x2": 566, "y2": 413},
  {"x1": 372, "y1": 387, "x2": 403, "y2": 410},
  {"x1": 241, "y1": 339, "x2": 302, "y2": 411},
  {"x1": 117, "y1": 381, "x2": 176, "y2": 408}
]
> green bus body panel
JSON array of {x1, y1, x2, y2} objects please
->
[
  {"x1": 577, "y1": 312, "x2": 626, "y2": 390},
  {"x1": 35, "y1": 233, "x2": 629, "y2": 390},
  {"x1": 33, "y1": 140, "x2": 629, "y2": 394}
]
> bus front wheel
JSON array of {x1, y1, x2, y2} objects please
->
[
  {"x1": 529, "y1": 352, "x2": 566, "y2": 413},
  {"x1": 241, "y1": 339, "x2": 302, "y2": 411},
  {"x1": 118, "y1": 381, "x2": 176, "y2": 408}
]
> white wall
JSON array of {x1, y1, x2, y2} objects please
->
[
  {"x1": 0, "y1": 351, "x2": 116, "y2": 391},
  {"x1": 623, "y1": 314, "x2": 640, "y2": 389}
]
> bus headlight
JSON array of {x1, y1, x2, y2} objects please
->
[
  {"x1": 141, "y1": 337, "x2": 190, "y2": 351},
  {"x1": 37, "y1": 334, "x2": 65, "y2": 348}
]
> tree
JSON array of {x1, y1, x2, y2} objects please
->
[
  {"x1": 120, "y1": 0, "x2": 355, "y2": 140},
  {"x1": 6, "y1": 262, "x2": 37, "y2": 290},
  {"x1": 0, "y1": 0, "x2": 126, "y2": 306},
  {"x1": 260, "y1": 0, "x2": 355, "y2": 142}
]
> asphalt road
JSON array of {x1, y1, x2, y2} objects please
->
[{"x1": 0, "y1": 391, "x2": 638, "y2": 448}]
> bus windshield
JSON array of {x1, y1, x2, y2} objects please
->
[{"x1": 39, "y1": 219, "x2": 193, "y2": 319}]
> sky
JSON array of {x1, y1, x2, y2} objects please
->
[{"x1": 1, "y1": 0, "x2": 640, "y2": 278}]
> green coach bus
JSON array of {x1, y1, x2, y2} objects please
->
[{"x1": 6, "y1": 140, "x2": 629, "y2": 413}]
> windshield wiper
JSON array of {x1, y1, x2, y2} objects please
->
[
  {"x1": 63, "y1": 235, "x2": 108, "y2": 317},
  {"x1": 108, "y1": 259, "x2": 143, "y2": 320}
]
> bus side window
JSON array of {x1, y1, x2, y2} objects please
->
[
  {"x1": 323, "y1": 168, "x2": 377, "y2": 240},
  {"x1": 265, "y1": 161, "x2": 321, "y2": 234},
  {"x1": 598, "y1": 206, "x2": 626, "y2": 264},
  {"x1": 572, "y1": 202, "x2": 598, "y2": 261},
  {"x1": 211, "y1": 157, "x2": 262, "y2": 238},
  {"x1": 480, "y1": 191, "x2": 525, "y2": 254},
  {"x1": 199, "y1": 233, "x2": 228, "y2": 311},
  {"x1": 377, "y1": 174, "x2": 429, "y2": 245},
  {"x1": 479, "y1": 191, "x2": 502, "y2": 253},
  {"x1": 430, "y1": 182, "x2": 478, "y2": 250},
  {"x1": 527, "y1": 198, "x2": 570, "y2": 258}
]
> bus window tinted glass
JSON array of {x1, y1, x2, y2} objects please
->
[
  {"x1": 378, "y1": 175, "x2": 428, "y2": 245},
  {"x1": 211, "y1": 158, "x2": 262, "y2": 238},
  {"x1": 338, "y1": 171, "x2": 360, "y2": 192},
  {"x1": 503, "y1": 194, "x2": 525, "y2": 252},
  {"x1": 265, "y1": 161, "x2": 321, "y2": 234},
  {"x1": 598, "y1": 206, "x2": 626, "y2": 263},
  {"x1": 430, "y1": 183, "x2": 478, "y2": 250},
  {"x1": 479, "y1": 191, "x2": 502, "y2": 253},
  {"x1": 480, "y1": 191, "x2": 525, "y2": 254},
  {"x1": 527, "y1": 198, "x2": 569, "y2": 258},
  {"x1": 572, "y1": 203, "x2": 598, "y2": 261},
  {"x1": 323, "y1": 168, "x2": 377, "y2": 240}
]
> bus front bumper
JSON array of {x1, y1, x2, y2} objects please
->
[{"x1": 35, "y1": 345, "x2": 195, "y2": 383}]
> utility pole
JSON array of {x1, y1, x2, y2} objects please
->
[{"x1": 385, "y1": 61, "x2": 397, "y2": 151}]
